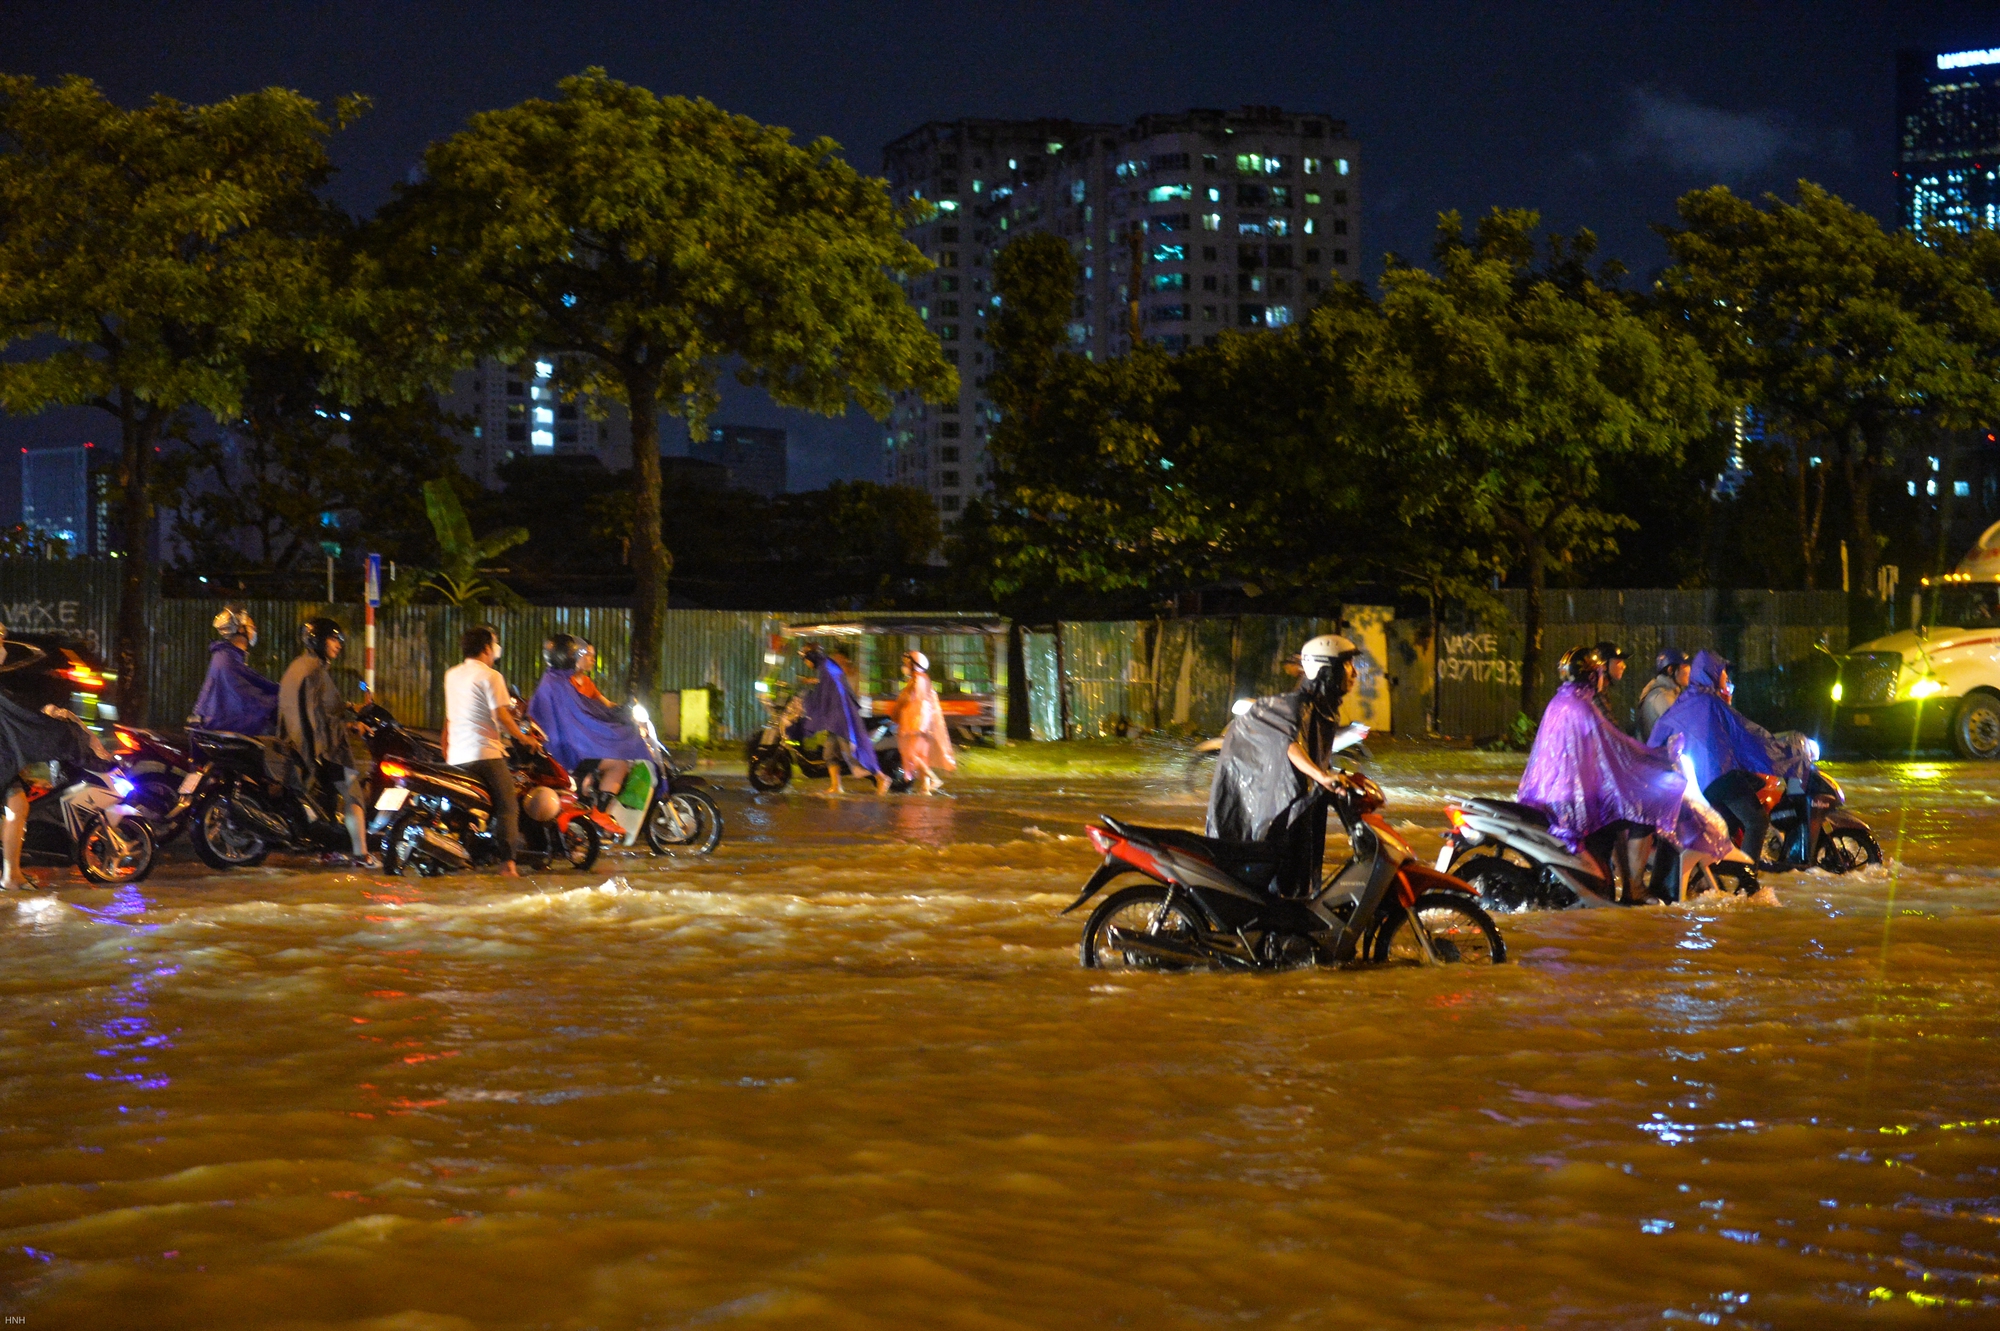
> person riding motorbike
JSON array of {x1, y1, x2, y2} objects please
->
[
  {"x1": 527, "y1": 633, "x2": 650, "y2": 808},
  {"x1": 1647, "y1": 649, "x2": 1807, "y2": 867},
  {"x1": 893, "y1": 650, "x2": 956, "y2": 797},
  {"x1": 1516, "y1": 645, "x2": 1730, "y2": 904},
  {"x1": 0, "y1": 683, "x2": 109, "y2": 891},
  {"x1": 796, "y1": 643, "x2": 888, "y2": 796},
  {"x1": 1204, "y1": 633, "x2": 1360, "y2": 897},
  {"x1": 1633, "y1": 649, "x2": 1691, "y2": 741},
  {"x1": 276, "y1": 616, "x2": 374, "y2": 868},
  {"x1": 188, "y1": 605, "x2": 278, "y2": 734},
  {"x1": 1589, "y1": 641, "x2": 1627, "y2": 720}
]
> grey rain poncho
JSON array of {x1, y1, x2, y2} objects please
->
[{"x1": 1204, "y1": 680, "x2": 1344, "y2": 893}]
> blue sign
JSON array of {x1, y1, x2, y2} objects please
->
[{"x1": 364, "y1": 553, "x2": 382, "y2": 607}]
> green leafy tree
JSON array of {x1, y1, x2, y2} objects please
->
[
  {"x1": 1658, "y1": 182, "x2": 2000, "y2": 601},
  {"x1": 0, "y1": 75, "x2": 362, "y2": 721},
  {"x1": 392, "y1": 478, "x2": 530, "y2": 608},
  {"x1": 377, "y1": 69, "x2": 954, "y2": 697},
  {"x1": 1370, "y1": 209, "x2": 1717, "y2": 713}
]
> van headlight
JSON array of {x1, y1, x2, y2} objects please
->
[
  {"x1": 1909, "y1": 677, "x2": 1943, "y2": 699},
  {"x1": 1830, "y1": 681, "x2": 1843, "y2": 702}
]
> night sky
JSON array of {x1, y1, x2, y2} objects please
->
[{"x1": 3, "y1": 0, "x2": 1996, "y2": 511}]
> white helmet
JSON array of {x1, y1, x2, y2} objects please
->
[
  {"x1": 213, "y1": 605, "x2": 257, "y2": 646},
  {"x1": 1299, "y1": 633, "x2": 1358, "y2": 681}
]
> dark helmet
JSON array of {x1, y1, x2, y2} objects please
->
[
  {"x1": 543, "y1": 633, "x2": 580, "y2": 671},
  {"x1": 1594, "y1": 641, "x2": 1626, "y2": 665},
  {"x1": 301, "y1": 615, "x2": 345, "y2": 662},
  {"x1": 1562, "y1": 644, "x2": 1606, "y2": 688},
  {"x1": 1655, "y1": 648, "x2": 1691, "y2": 674}
]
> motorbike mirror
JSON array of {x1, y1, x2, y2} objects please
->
[{"x1": 1330, "y1": 722, "x2": 1370, "y2": 752}]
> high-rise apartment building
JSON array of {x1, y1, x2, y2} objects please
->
[
  {"x1": 438, "y1": 357, "x2": 625, "y2": 488},
  {"x1": 1897, "y1": 45, "x2": 2000, "y2": 234},
  {"x1": 881, "y1": 107, "x2": 1360, "y2": 517},
  {"x1": 21, "y1": 445, "x2": 91, "y2": 552}
]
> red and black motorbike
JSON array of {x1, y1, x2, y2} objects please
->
[
  {"x1": 361, "y1": 704, "x2": 604, "y2": 876},
  {"x1": 107, "y1": 725, "x2": 199, "y2": 845},
  {"x1": 1065, "y1": 770, "x2": 1506, "y2": 971}
]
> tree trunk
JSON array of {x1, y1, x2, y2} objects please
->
[
  {"x1": 1518, "y1": 535, "x2": 1546, "y2": 718},
  {"x1": 1789, "y1": 437, "x2": 1815, "y2": 590},
  {"x1": 113, "y1": 392, "x2": 156, "y2": 725},
  {"x1": 1844, "y1": 433, "x2": 1879, "y2": 613},
  {"x1": 625, "y1": 375, "x2": 668, "y2": 705}
]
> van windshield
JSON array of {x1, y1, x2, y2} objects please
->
[{"x1": 1930, "y1": 584, "x2": 2000, "y2": 627}]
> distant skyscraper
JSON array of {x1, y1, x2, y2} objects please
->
[
  {"x1": 437, "y1": 356, "x2": 625, "y2": 488},
  {"x1": 698, "y1": 425, "x2": 787, "y2": 497},
  {"x1": 881, "y1": 107, "x2": 1360, "y2": 518},
  {"x1": 1896, "y1": 45, "x2": 2000, "y2": 235},
  {"x1": 21, "y1": 445, "x2": 90, "y2": 552}
]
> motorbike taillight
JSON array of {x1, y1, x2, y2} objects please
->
[{"x1": 1087, "y1": 825, "x2": 1114, "y2": 855}]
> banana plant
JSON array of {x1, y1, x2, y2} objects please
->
[{"x1": 391, "y1": 478, "x2": 531, "y2": 608}]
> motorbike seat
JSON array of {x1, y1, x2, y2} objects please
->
[
  {"x1": 1100, "y1": 817, "x2": 1283, "y2": 888},
  {"x1": 1464, "y1": 797, "x2": 1552, "y2": 828}
]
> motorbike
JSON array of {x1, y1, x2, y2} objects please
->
[
  {"x1": 16, "y1": 762, "x2": 157, "y2": 885},
  {"x1": 1733, "y1": 735, "x2": 1881, "y2": 873},
  {"x1": 747, "y1": 689, "x2": 909, "y2": 793},
  {"x1": 574, "y1": 703, "x2": 724, "y2": 855},
  {"x1": 1436, "y1": 787, "x2": 1760, "y2": 913},
  {"x1": 180, "y1": 728, "x2": 360, "y2": 869},
  {"x1": 107, "y1": 724, "x2": 198, "y2": 844},
  {"x1": 1065, "y1": 728, "x2": 1505, "y2": 971}
]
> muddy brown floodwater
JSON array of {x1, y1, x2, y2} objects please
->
[{"x1": 0, "y1": 750, "x2": 1996, "y2": 1329}]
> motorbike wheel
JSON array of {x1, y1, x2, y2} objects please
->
[
  {"x1": 1080, "y1": 884, "x2": 1206, "y2": 971},
  {"x1": 190, "y1": 796, "x2": 269, "y2": 870},
  {"x1": 1371, "y1": 891, "x2": 1507, "y2": 966},
  {"x1": 746, "y1": 742, "x2": 792, "y2": 792},
  {"x1": 380, "y1": 809, "x2": 429, "y2": 877},
  {"x1": 556, "y1": 816, "x2": 601, "y2": 872},
  {"x1": 1815, "y1": 828, "x2": 1881, "y2": 873},
  {"x1": 76, "y1": 813, "x2": 156, "y2": 885},
  {"x1": 646, "y1": 789, "x2": 723, "y2": 855},
  {"x1": 1454, "y1": 856, "x2": 1547, "y2": 912}
]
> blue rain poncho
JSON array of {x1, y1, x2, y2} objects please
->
[
  {"x1": 188, "y1": 640, "x2": 278, "y2": 734},
  {"x1": 1646, "y1": 650, "x2": 1786, "y2": 791},
  {"x1": 796, "y1": 648, "x2": 880, "y2": 776},
  {"x1": 527, "y1": 668, "x2": 651, "y2": 774}
]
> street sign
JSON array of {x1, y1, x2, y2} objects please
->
[{"x1": 364, "y1": 553, "x2": 382, "y2": 607}]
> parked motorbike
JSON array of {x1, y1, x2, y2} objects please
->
[
  {"x1": 17, "y1": 763, "x2": 157, "y2": 884},
  {"x1": 180, "y1": 729, "x2": 358, "y2": 869},
  {"x1": 1436, "y1": 791, "x2": 1759, "y2": 913},
  {"x1": 575, "y1": 703, "x2": 724, "y2": 855},
  {"x1": 1065, "y1": 730, "x2": 1505, "y2": 970},
  {"x1": 108, "y1": 724, "x2": 197, "y2": 844}
]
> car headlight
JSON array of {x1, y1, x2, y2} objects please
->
[{"x1": 1909, "y1": 677, "x2": 1943, "y2": 699}]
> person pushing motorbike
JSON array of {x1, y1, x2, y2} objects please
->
[
  {"x1": 189, "y1": 606, "x2": 278, "y2": 734},
  {"x1": 278, "y1": 616, "x2": 374, "y2": 868},
  {"x1": 443, "y1": 625, "x2": 541, "y2": 878},
  {"x1": 1205, "y1": 633, "x2": 1360, "y2": 897}
]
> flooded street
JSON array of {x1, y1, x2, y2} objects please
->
[{"x1": 1, "y1": 748, "x2": 1996, "y2": 1329}]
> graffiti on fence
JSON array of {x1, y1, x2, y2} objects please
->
[
  {"x1": 1440, "y1": 632, "x2": 1520, "y2": 685},
  {"x1": 2, "y1": 599, "x2": 99, "y2": 651}
]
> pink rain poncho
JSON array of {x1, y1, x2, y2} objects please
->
[
  {"x1": 894, "y1": 668, "x2": 956, "y2": 773},
  {"x1": 1518, "y1": 681, "x2": 1728, "y2": 858}
]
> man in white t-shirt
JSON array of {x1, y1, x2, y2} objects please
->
[{"x1": 442, "y1": 624, "x2": 539, "y2": 877}]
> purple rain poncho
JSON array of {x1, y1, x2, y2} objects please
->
[
  {"x1": 1518, "y1": 680, "x2": 1716, "y2": 855},
  {"x1": 527, "y1": 669, "x2": 652, "y2": 774},
  {"x1": 1646, "y1": 649, "x2": 1788, "y2": 792},
  {"x1": 796, "y1": 649, "x2": 880, "y2": 776},
  {"x1": 188, "y1": 640, "x2": 278, "y2": 734}
]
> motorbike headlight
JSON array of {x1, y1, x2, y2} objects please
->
[
  {"x1": 632, "y1": 703, "x2": 650, "y2": 724},
  {"x1": 1804, "y1": 737, "x2": 1821, "y2": 763},
  {"x1": 109, "y1": 775, "x2": 133, "y2": 798},
  {"x1": 1231, "y1": 698, "x2": 1253, "y2": 717}
]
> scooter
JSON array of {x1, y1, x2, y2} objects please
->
[
  {"x1": 180, "y1": 729, "x2": 358, "y2": 869},
  {"x1": 107, "y1": 724, "x2": 198, "y2": 845},
  {"x1": 17, "y1": 763, "x2": 157, "y2": 885},
  {"x1": 574, "y1": 703, "x2": 723, "y2": 855},
  {"x1": 1731, "y1": 734, "x2": 1881, "y2": 873},
  {"x1": 1065, "y1": 726, "x2": 1504, "y2": 970},
  {"x1": 1436, "y1": 788, "x2": 1760, "y2": 912},
  {"x1": 373, "y1": 737, "x2": 601, "y2": 877},
  {"x1": 747, "y1": 691, "x2": 909, "y2": 794}
]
